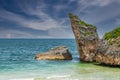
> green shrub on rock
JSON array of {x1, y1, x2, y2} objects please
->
[
  {"x1": 79, "y1": 21, "x2": 96, "y2": 29},
  {"x1": 83, "y1": 32, "x2": 94, "y2": 36},
  {"x1": 68, "y1": 13, "x2": 73, "y2": 18},
  {"x1": 104, "y1": 27, "x2": 120, "y2": 40}
]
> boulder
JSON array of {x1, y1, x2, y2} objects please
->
[
  {"x1": 35, "y1": 46, "x2": 72, "y2": 60},
  {"x1": 69, "y1": 13, "x2": 99, "y2": 62}
]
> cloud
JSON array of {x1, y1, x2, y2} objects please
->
[
  {"x1": 0, "y1": 29, "x2": 32, "y2": 38},
  {"x1": 84, "y1": 5, "x2": 120, "y2": 24},
  {"x1": 53, "y1": 4, "x2": 67, "y2": 12},
  {"x1": 6, "y1": 34, "x2": 11, "y2": 38},
  {"x1": 48, "y1": 27, "x2": 74, "y2": 38},
  {"x1": 0, "y1": 8, "x2": 61, "y2": 31},
  {"x1": 115, "y1": 18, "x2": 120, "y2": 25},
  {"x1": 0, "y1": 0, "x2": 120, "y2": 38},
  {"x1": 0, "y1": 29, "x2": 55, "y2": 38},
  {"x1": 0, "y1": 0, "x2": 70, "y2": 31},
  {"x1": 78, "y1": 0, "x2": 116, "y2": 8},
  {"x1": 75, "y1": 0, "x2": 120, "y2": 14},
  {"x1": 86, "y1": 0, "x2": 114, "y2": 6},
  {"x1": 0, "y1": 0, "x2": 74, "y2": 38},
  {"x1": 0, "y1": 9, "x2": 25, "y2": 23}
]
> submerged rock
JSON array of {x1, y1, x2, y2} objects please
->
[
  {"x1": 35, "y1": 46, "x2": 72, "y2": 60},
  {"x1": 94, "y1": 27, "x2": 120, "y2": 66},
  {"x1": 69, "y1": 13, "x2": 99, "y2": 62}
]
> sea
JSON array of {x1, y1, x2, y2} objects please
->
[{"x1": 0, "y1": 39, "x2": 120, "y2": 80}]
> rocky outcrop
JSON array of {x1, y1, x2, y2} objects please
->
[
  {"x1": 94, "y1": 27, "x2": 120, "y2": 66},
  {"x1": 69, "y1": 13, "x2": 99, "y2": 62},
  {"x1": 69, "y1": 13, "x2": 120, "y2": 66},
  {"x1": 35, "y1": 46, "x2": 72, "y2": 60}
]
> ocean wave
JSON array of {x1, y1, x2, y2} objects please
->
[
  {"x1": 9, "y1": 78, "x2": 34, "y2": 80},
  {"x1": 46, "y1": 75, "x2": 71, "y2": 79}
]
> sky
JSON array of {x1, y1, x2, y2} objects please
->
[{"x1": 0, "y1": 0, "x2": 120, "y2": 39}]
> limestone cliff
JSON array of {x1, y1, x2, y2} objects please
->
[
  {"x1": 69, "y1": 13, "x2": 99, "y2": 62},
  {"x1": 94, "y1": 27, "x2": 120, "y2": 65}
]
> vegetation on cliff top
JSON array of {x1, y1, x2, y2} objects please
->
[
  {"x1": 104, "y1": 27, "x2": 120, "y2": 40},
  {"x1": 79, "y1": 21, "x2": 96, "y2": 29},
  {"x1": 68, "y1": 13, "x2": 79, "y2": 19},
  {"x1": 68, "y1": 13, "x2": 96, "y2": 29},
  {"x1": 68, "y1": 13, "x2": 73, "y2": 18}
]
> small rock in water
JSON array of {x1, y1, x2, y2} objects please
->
[{"x1": 35, "y1": 46, "x2": 72, "y2": 60}]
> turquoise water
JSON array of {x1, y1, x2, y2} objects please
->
[{"x1": 0, "y1": 39, "x2": 120, "y2": 80}]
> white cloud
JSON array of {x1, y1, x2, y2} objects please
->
[
  {"x1": 0, "y1": 9, "x2": 61, "y2": 31},
  {"x1": 53, "y1": 4, "x2": 67, "y2": 12},
  {"x1": 0, "y1": 29, "x2": 54, "y2": 38},
  {"x1": 0, "y1": 1, "x2": 70, "y2": 31},
  {"x1": 0, "y1": 1, "x2": 74, "y2": 38},
  {"x1": 3, "y1": 0, "x2": 120, "y2": 38},
  {"x1": 79, "y1": 0, "x2": 115, "y2": 7},
  {"x1": 48, "y1": 28, "x2": 74, "y2": 38},
  {"x1": 115, "y1": 18, "x2": 120, "y2": 25},
  {"x1": 84, "y1": 6, "x2": 120, "y2": 24},
  {"x1": 88, "y1": 0, "x2": 114, "y2": 6},
  {"x1": 0, "y1": 9, "x2": 25, "y2": 23},
  {"x1": 0, "y1": 29, "x2": 32, "y2": 38},
  {"x1": 6, "y1": 34, "x2": 11, "y2": 38},
  {"x1": 76, "y1": 0, "x2": 120, "y2": 13},
  {"x1": 0, "y1": 28, "x2": 74, "y2": 38}
]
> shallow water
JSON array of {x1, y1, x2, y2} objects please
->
[{"x1": 0, "y1": 39, "x2": 119, "y2": 80}]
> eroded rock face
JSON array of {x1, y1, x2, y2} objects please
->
[
  {"x1": 69, "y1": 13, "x2": 99, "y2": 62},
  {"x1": 35, "y1": 46, "x2": 72, "y2": 60},
  {"x1": 69, "y1": 13, "x2": 120, "y2": 66},
  {"x1": 94, "y1": 28, "x2": 120, "y2": 66}
]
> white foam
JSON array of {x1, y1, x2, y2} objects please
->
[
  {"x1": 9, "y1": 78, "x2": 34, "y2": 80},
  {"x1": 46, "y1": 75, "x2": 70, "y2": 79}
]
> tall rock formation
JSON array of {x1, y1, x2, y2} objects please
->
[
  {"x1": 94, "y1": 27, "x2": 120, "y2": 65},
  {"x1": 69, "y1": 13, "x2": 99, "y2": 62}
]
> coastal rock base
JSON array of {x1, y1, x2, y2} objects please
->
[
  {"x1": 69, "y1": 13, "x2": 120, "y2": 66},
  {"x1": 94, "y1": 37, "x2": 120, "y2": 66},
  {"x1": 35, "y1": 46, "x2": 72, "y2": 60}
]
